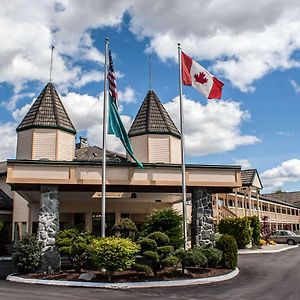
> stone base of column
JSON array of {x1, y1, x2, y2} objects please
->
[
  {"x1": 37, "y1": 185, "x2": 61, "y2": 273},
  {"x1": 191, "y1": 188, "x2": 215, "y2": 247}
]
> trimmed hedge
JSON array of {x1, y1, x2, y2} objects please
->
[
  {"x1": 218, "y1": 217, "x2": 252, "y2": 249},
  {"x1": 91, "y1": 237, "x2": 139, "y2": 281},
  {"x1": 56, "y1": 228, "x2": 93, "y2": 273},
  {"x1": 216, "y1": 234, "x2": 238, "y2": 269}
]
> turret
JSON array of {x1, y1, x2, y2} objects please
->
[
  {"x1": 16, "y1": 82, "x2": 76, "y2": 161},
  {"x1": 128, "y1": 90, "x2": 181, "y2": 164}
]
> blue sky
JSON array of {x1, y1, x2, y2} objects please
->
[{"x1": 1, "y1": 0, "x2": 300, "y2": 193}]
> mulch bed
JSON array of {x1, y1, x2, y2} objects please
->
[{"x1": 25, "y1": 268, "x2": 231, "y2": 283}]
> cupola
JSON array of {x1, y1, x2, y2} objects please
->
[
  {"x1": 16, "y1": 82, "x2": 76, "y2": 161},
  {"x1": 128, "y1": 90, "x2": 181, "y2": 164}
]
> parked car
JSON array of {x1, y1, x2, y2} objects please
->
[{"x1": 270, "y1": 230, "x2": 300, "y2": 245}]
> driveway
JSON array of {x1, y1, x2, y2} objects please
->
[{"x1": 1, "y1": 247, "x2": 300, "y2": 300}]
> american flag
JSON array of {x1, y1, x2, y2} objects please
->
[{"x1": 108, "y1": 49, "x2": 118, "y2": 106}]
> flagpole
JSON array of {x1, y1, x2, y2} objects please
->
[
  {"x1": 101, "y1": 37, "x2": 109, "y2": 237},
  {"x1": 178, "y1": 43, "x2": 188, "y2": 250}
]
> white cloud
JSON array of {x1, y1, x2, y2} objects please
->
[
  {"x1": 275, "y1": 131, "x2": 294, "y2": 137},
  {"x1": 0, "y1": 0, "x2": 131, "y2": 91},
  {"x1": 118, "y1": 86, "x2": 136, "y2": 104},
  {"x1": 164, "y1": 96, "x2": 259, "y2": 156},
  {"x1": 261, "y1": 159, "x2": 300, "y2": 191},
  {"x1": 128, "y1": 0, "x2": 300, "y2": 91},
  {"x1": 60, "y1": 91, "x2": 132, "y2": 154},
  {"x1": 234, "y1": 159, "x2": 251, "y2": 169},
  {"x1": 290, "y1": 79, "x2": 300, "y2": 94},
  {"x1": 0, "y1": 122, "x2": 17, "y2": 160}
]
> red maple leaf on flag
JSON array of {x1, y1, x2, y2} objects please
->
[{"x1": 194, "y1": 72, "x2": 208, "y2": 85}]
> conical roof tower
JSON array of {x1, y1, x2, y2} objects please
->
[
  {"x1": 16, "y1": 82, "x2": 76, "y2": 161},
  {"x1": 128, "y1": 90, "x2": 182, "y2": 164}
]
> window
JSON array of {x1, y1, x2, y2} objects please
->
[{"x1": 228, "y1": 199, "x2": 234, "y2": 207}]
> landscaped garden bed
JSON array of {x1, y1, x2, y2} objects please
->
[
  {"x1": 11, "y1": 209, "x2": 238, "y2": 285},
  {"x1": 24, "y1": 267, "x2": 231, "y2": 283}
]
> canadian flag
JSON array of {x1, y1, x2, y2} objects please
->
[{"x1": 181, "y1": 51, "x2": 224, "y2": 99}]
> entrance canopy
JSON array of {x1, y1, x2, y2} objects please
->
[{"x1": 7, "y1": 160, "x2": 242, "y2": 202}]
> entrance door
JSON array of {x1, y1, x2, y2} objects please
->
[{"x1": 92, "y1": 212, "x2": 115, "y2": 237}]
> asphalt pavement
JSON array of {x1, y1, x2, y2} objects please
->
[{"x1": 1, "y1": 247, "x2": 300, "y2": 300}]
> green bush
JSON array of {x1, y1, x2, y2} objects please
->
[
  {"x1": 201, "y1": 247, "x2": 223, "y2": 268},
  {"x1": 139, "y1": 237, "x2": 157, "y2": 251},
  {"x1": 147, "y1": 231, "x2": 170, "y2": 246},
  {"x1": 162, "y1": 255, "x2": 179, "y2": 267},
  {"x1": 132, "y1": 262, "x2": 153, "y2": 274},
  {"x1": 218, "y1": 217, "x2": 252, "y2": 249},
  {"x1": 56, "y1": 229, "x2": 93, "y2": 273},
  {"x1": 138, "y1": 231, "x2": 178, "y2": 275},
  {"x1": 13, "y1": 235, "x2": 41, "y2": 273},
  {"x1": 143, "y1": 250, "x2": 159, "y2": 262},
  {"x1": 216, "y1": 234, "x2": 238, "y2": 269},
  {"x1": 157, "y1": 245, "x2": 174, "y2": 256},
  {"x1": 91, "y1": 237, "x2": 139, "y2": 281},
  {"x1": 248, "y1": 216, "x2": 261, "y2": 246},
  {"x1": 0, "y1": 221, "x2": 3, "y2": 232},
  {"x1": 186, "y1": 247, "x2": 207, "y2": 268},
  {"x1": 141, "y1": 208, "x2": 183, "y2": 249},
  {"x1": 112, "y1": 218, "x2": 138, "y2": 240}
]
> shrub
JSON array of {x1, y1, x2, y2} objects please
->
[
  {"x1": 259, "y1": 239, "x2": 267, "y2": 246},
  {"x1": 141, "y1": 209, "x2": 183, "y2": 249},
  {"x1": 138, "y1": 231, "x2": 178, "y2": 275},
  {"x1": 139, "y1": 237, "x2": 157, "y2": 251},
  {"x1": 248, "y1": 216, "x2": 260, "y2": 246},
  {"x1": 218, "y1": 217, "x2": 252, "y2": 249},
  {"x1": 201, "y1": 247, "x2": 223, "y2": 268},
  {"x1": 261, "y1": 216, "x2": 271, "y2": 242},
  {"x1": 13, "y1": 235, "x2": 41, "y2": 273},
  {"x1": 147, "y1": 231, "x2": 170, "y2": 246},
  {"x1": 112, "y1": 218, "x2": 138, "y2": 240},
  {"x1": 0, "y1": 221, "x2": 3, "y2": 232},
  {"x1": 91, "y1": 237, "x2": 139, "y2": 281},
  {"x1": 216, "y1": 234, "x2": 238, "y2": 269},
  {"x1": 186, "y1": 247, "x2": 207, "y2": 268},
  {"x1": 143, "y1": 250, "x2": 159, "y2": 262},
  {"x1": 56, "y1": 229, "x2": 93, "y2": 273},
  {"x1": 162, "y1": 255, "x2": 179, "y2": 267},
  {"x1": 132, "y1": 262, "x2": 153, "y2": 274},
  {"x1": 157, "y1": 245, "x2": 174, "y2": 256}
]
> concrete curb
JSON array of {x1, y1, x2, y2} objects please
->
[
  {"x1": 238, "y1": 244, "x2": 299, "y2": 255},
  {"x1": 0, "y1": 257, "x2": 12, "y2": 261},
  {"x1": 6, "y1": 268, "x2": 239, "y2": 289}
]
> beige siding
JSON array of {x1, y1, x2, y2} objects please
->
[
  {"x1": 170, "y1": 136, "x2": 181, "y2": 164},
  {"x1": 130, "y1": 135, "x2": 148, "y2": 162},
  {"x1": 33, "y1": 129, "x2": 56, "y2": 160},
  {"x1": 13, "y1": 192, "x2": 29, "y2": 223},
  {"x1": 148, "y1": 135, "x2": 170, "y2": 163},
  {"x1": 16, "y1": 130, "x2": 33, "y2": 159},
  {"x1": 57, "y1": 130, "x2": 75, "y2": 161}
]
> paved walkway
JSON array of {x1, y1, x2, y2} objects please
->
[{"x1": 238, "y1": 243, "x2": 298, "y2": 254}]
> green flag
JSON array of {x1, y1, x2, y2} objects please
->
[{"x1": 108, "y1": 95, "x2": 143, "y2": 168}]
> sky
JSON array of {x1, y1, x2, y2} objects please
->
[{"x1": 1, "y1": 0, "x2": 300, "y2": 193}]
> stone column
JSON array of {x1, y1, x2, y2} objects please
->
[
  {"x1": 37, "y1": 185, "x2": 60, "y2": 273},
  {"x1": 191, "y1": 188, "x2": 215, "y2": 247}
]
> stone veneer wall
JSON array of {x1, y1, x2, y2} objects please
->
[
  {"x1": 37, "y1": 185, "x2": 60, "y2": 273},
  {"x1": 191, "y1": 188, "x2": 215, "y2": 247}
]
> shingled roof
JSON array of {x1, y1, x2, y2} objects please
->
[
  {"x1": 75, "y1": 146, "x2": 130, "y2": 164},
  {"x1": 263, "y1": 191, "x2": 300, "y2": 208},
  {"x1": 241, "y1": 169, "x2": 256, "y2": 186},
  {"x1": 128, "y1": 90, "x2": 181, "y2": 139},
  {"x1": 16, "y1": 82, "x2": 76, "y2": 134}
]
